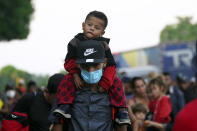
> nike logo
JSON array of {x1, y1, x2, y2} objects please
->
[{"x1": 84, "y1": 48, "x2": 97, "y2": 56}]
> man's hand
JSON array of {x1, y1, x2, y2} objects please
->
[{"x1": 72, "y1": 73, "x2": 83, "y2": 89}]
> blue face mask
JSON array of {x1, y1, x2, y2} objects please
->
[{"x1": 81, "y1": 68, "x2": 103, "y2": 84}]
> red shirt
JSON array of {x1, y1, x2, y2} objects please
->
[
  {"x1": 149, "y1": 95, "x2": 172, "y2": 123},
  {"x1": 173, "y1": 99, "x2": 197, "y2": 131}
]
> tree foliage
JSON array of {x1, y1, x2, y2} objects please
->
[
  {"x1": 0, "y1": 0, "x2": 34, "y2": 41},
  {"x1": 0, "y1": 65, "x2": 49, "y2": 91},
  {"x1": 160, "y1": 17, "x2": 197, "y2": 43}
]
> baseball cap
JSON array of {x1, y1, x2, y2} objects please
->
[
  {"x1": 176, "y1": 73, "x2": 189, "y2": 82},
  {"x1": 76, "y1": 40, "x2": 105, "y2": 64}
]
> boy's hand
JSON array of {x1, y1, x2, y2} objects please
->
[
  {"x1": 144, "y1": 120, "x2": 151, "y2": 127},
  {"x1": 72, "y1": 73, "x2": 83, "y2": 89}
]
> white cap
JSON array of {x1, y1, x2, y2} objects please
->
[{"x1": 6, "y1": 90, "x2": 16, "y2": 98}]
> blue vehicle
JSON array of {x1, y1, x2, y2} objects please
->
[{"x1": 114, "y1": 41, "x2": 196, "y2": 80}]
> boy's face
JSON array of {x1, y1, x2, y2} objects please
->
[
  {"x1": 149, "y1": 84, "x2": 163, "y2": 99},
  {"x1": 82, "y1": 16, "x2": 105, "y2": 39},
  {"x1": 135, "y1": 112, "x2": 146, "y2": 121}
]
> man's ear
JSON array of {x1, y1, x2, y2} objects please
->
[{"x1": 103, "y1": 58, "x2": 107, "y2": 68}]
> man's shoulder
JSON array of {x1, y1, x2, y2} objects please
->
[
  {"x1": 13, "y1": 92, "x2": 38, "y2": 112},
  {"x1": 22, "y1": 92, "x2": 37, "y2": 100},
  {"x1": 173, "y1": 86, "x2": 184, "y2": 96}
]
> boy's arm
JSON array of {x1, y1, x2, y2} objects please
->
[
  {"x1": 64, "y1": 42, "x2": 79, "y2": 74},
  {"x1": 99, "y1": 42, "x2": 116, "y2": 91},
  {"x1": 145, "y1": 120, "x2": 165, "y2": 131},
  {"x1": 64, "y1": 59, "x2": 79, "y2": 74},
  {"x1": 56, "y1": 74, "x2": 76, "y2": 105},
  {"x1": 64, "y1": 41, "x2": 83, "y2": 88},
  {"x1": 99, "y1": 66, "x2": 116, "y2": 91}
]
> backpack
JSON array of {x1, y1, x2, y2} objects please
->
[{"x1": 0, "y1": 92, "x2": 37, "y2": 131}]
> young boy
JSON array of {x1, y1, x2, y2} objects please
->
[
  {"x1": 132, "y1": 103, "x2": 148, "y2": 131},
  {"x1": 55, "y1": 11, "x2": 129, "y2": 125}
]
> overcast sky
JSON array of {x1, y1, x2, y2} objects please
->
[{"x1": 0, "y1": 0, "x2": 197, "y2": 75}]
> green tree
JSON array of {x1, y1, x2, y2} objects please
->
[
  {"x1": 0, "y1": 0, "x2": 34, "y2": 41},
  {"x1": 0, "y1": 65, "x2": 31, "y2": 91},
  {"x1": 0, "y1": 65, "x2": 49, "y2": 91},
  {"x1": 160, "y1": 16, "x2": 197, "y2": 43},
  {"x1": 31, "y1": 74, "x2": 49, "y2": 89}
]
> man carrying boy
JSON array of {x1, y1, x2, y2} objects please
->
[
  {"x1": 55, "y1": 10, "x2": 130, "y2": 124},
  {"x1": 52, "y1": 40, "x2": 128, "y2": 131}
]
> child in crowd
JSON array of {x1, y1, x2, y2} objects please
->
[
  {"x1": 146, "y1": 78, "x2": 172, "y2": 131},
  {"x1": 132, "y1": 103, "x2": 148, "y2": 131},
  {"x1": 55, "y1": 11, "x2": 129, "y2": 124}
]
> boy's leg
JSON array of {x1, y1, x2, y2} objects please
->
[
  {"x1": 55, "y1": 74, "x2": 76, "y2": 119},
  {"x1": 108, "y1": 76, "x2": 130, "y2": 125},
  {"x1": 53, "y1": 104, "x2": 71, "y2": 119},
  {"x1": 115, "y1": 108, "x2": 131, "y2": 125}
]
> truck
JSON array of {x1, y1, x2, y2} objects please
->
[{"x1": 113, "y1": 41, "x2": 197, "y2": 80}]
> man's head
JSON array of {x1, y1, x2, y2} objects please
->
[
  {"x1": 82, "y1": 11, "x2": 108, "y2": 39},
  {"x1": 27, "y1": 80, "x2": 37, "y2": 93},
  {"x1": 163, "y1": 72, "x2": 172, "y2": 88},
  {"x1": 44, "y1": 73, "x2": 64, "y2": 105},
  {"x1": 76, "y1": 40, "x2": 107, "y2": 84},
  {"x1": 121, "y1": 76, "x2": 133, "y2": 95},
  {"x1": 176, "y1": 73, "x2": 190, "y2": 91}
]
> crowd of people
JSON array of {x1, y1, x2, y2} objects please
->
[
  {"x1": 0, "y1": 70, "x2": 196, "y2": 130},
  {"x1": 0, "y1": 80, "x2": 38, "y2": 128},
  {"x1": 0, "y1": 10, "x2": 196, "y2": 131},
  {"x1": 121, "y1": 71, "x2": 197, "y2": 131}
]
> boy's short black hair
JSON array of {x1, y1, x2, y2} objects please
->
[
  {"x1": 132, "y1": 103, "x2": 147, "y2": 114},
  {"x1": 85, "y1": 11, "x2": 108, "y2": 29},
  {"x1": 47, "y1": 73, "x2": 64, "y2": 94}
]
